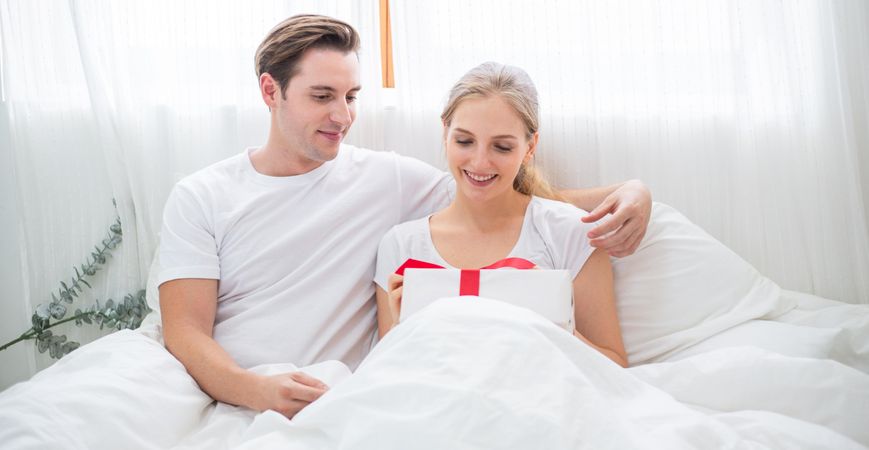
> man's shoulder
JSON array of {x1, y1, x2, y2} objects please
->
[
  {"x1": 175, "y1": 151, "x2": 247, "y2": 190},
  {"x1": 340, "y1": 144, "x2": 399, "y2": 167}
]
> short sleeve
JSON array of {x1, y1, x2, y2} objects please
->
[
  {"x1": 393, "y1": 153, "x2": 454, "y2": 222},
  {"x1": 535, "y1": 199, "x2": 598, "y2": 280},
  {"x1": 374, "y1": 226, "x2": 405, "y2": 291},
  {"x1": 157, "y1": 183, "x2": 221, "y2": 286}
]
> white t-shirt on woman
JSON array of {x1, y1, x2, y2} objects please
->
[{"x1": 374, "y1": 196, "x2": 598, "y2": 291}]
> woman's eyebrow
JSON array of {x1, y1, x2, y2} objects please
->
[{"x1": 453, "y1": 128, "x2": 517, "y2": 140}]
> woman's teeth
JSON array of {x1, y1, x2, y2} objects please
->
[{"x1": 465, "y1": 171, "x2": 496, "y2": 182}]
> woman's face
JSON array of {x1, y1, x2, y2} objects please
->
[{"x1": 444, "y1": 95, "x2": 536, "y2": 203}]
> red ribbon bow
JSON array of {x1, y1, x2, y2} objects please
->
[{"x1": 394, "y1": 257, "x2": 537, "y2": 296}]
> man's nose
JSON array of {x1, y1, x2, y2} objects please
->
[{"x1": 330, "y1": 100, "x2": 352, "y2": 126}]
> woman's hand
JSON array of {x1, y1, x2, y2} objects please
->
[
  {"x1": 581, "y1": 179, "x2": 652, "y2": 258},
  {"x1": 386, "y1": 273, "x2": 404, "y2": 326}
]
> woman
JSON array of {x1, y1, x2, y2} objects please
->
[{"x1": 374, "y1": 62, "x2": 627, "y2": 367}]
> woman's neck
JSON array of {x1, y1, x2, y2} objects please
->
[{"x1": 439, "y1": 189, "x2": 531, "y2": 233}]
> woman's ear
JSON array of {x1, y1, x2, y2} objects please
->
[{"x1": 524, "y1": 132, "x2": 539, "y2": 164}]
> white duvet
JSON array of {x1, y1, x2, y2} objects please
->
[{"x1": 1, "y1": 293, "x2": 867, "y2": 450}]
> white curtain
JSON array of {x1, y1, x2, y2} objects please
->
[
  {"x1": 0, "y1": 0, "x2": 384, "y2": 387},
  {"x1": 387, "y1": 0, "x2": 869, "y2": 303},
  {"x1": 1, "y1": 0, "x2": 867, "y2": 387}
]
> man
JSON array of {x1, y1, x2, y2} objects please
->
[{"x1": 159, "y1": 14, "x2": 651, "y2": 420}]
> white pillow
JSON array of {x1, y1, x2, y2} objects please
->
[{"x1": 611, "y1": 202, "x2": 794, "y2": 365}]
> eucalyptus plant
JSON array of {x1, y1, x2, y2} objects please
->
[{"x1": 0, "y1": 203, "x2": 151, "y2": 359}]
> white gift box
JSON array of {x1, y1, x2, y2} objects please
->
[{"x1": 401, "y1": 268, "x2": 575, "y2": 332}]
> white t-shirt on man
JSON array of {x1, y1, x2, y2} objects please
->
[
  {"x1": 158, "y1": 144, "x2": 452, "y2": 370},
  {"x1": 374, "y1": 196, "x2": 597, "y2": 290}
]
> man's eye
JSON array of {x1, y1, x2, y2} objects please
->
[
  {"x1": 313, "y1": 95, "x2": 331, "y2": 101},
  {"x1": 346, "y1": 96, "x2": 357, "y2": 103}
]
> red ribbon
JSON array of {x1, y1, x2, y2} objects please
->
[{"x1": 394, "y1": 257, "x2": 537, "y2": 296}]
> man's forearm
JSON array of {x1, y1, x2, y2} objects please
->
[
  {"x1": 559, "y1": 181, "x2": 629, "y2": 212},
  {"x1": 164, "y1": 326, "x2": 265, "y2": 411}
]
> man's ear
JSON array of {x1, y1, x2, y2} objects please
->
[{"x1": 260, "y1": 73, "x2": 279, "y2": 110}]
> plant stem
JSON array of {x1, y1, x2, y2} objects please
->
[
  {"x1": 0, "y1": 311, "x2": 95, "y2": 351},
  {"x1": 0, "y1": 331, "x2": 36, "y2": 352}
]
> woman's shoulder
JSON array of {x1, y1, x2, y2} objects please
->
[
  {"x1": 526, "y1": 196, "x2": 597, "y2": 244},
  {"x1": 529, "y1": 196, "x2": 590, "y2": 223}
]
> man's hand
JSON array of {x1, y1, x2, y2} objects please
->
[
  {"x1": 256, "y1": 371, "x2": 329, "y2": 419},
  {"x1": 581, "y1": 179, "x2": 652, "y2": 258}
]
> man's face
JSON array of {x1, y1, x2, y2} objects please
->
[{"x1": 272, "y1": 48, "x2": 360, "y2": 166}]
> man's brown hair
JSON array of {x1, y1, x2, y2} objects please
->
[{"x1": 255, "y1": 14, "x2": 360, "y2": 98}]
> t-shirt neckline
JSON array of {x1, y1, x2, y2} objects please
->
[
  {"x1": 242, "y1": 146, "x2": 339, "y2": 186},
  {"x1": 424, "y1": 196, "x2": 537, "y2": 270}
]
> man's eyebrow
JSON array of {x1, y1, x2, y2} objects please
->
[
  {"x1": 308, "y1": 85, "x2": 362, "y2": 92},
  {"x1": 453, "y1": 127, "x2": 517, "y2": 140}
]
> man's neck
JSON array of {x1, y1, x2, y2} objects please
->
[{"x1": 250, "y1": 137, "x2": 326, "y2": 177}]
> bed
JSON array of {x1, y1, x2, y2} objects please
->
[{"x1": 0, "y1": 203, "x2": 867, "y2": 449}]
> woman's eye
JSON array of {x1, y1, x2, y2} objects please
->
[
  {"x1": 495, "y1": 145, "x2": 512, "y2": 152},
  {"x1": 456, "y1": 140, "x2": 473, "y2": 146}
]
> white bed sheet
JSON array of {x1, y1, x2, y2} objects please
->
[{"x1": 0, "y1": 292, "x2": 867, "y2": 450}]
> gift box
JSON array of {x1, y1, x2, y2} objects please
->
[{"x1": 398, "y1": 258, "x2": 575, "y2": 332}]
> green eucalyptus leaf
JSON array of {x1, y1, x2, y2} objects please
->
[
  {"x1": 49, "y1": 303, "x2": 66, "y2": 320},
  {"x1": 61, "y1": 342, "x2": 79, "y2": 355},
  {"x1": 35, "y1": 304, "x2": 51, "y2": 320},
  {"x1": 82, "y1": 314, "x2": 92, "y2": 325},
  {"x1": 37, "y1": 339, "x2": 49, "y2": 353},
  {"x1": 81, "y1": 279, "x2": 92, "y2": 288},
  {"x1": 31, "y1": 314, "x2": 43, "y2": 331}
]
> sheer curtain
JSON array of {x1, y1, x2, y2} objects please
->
[
  {"x1": 1, "y1": 0, "x2": 867, "y2": 388},
  {"x1": 387, "y1": 0, "x2": 869, "y2": 303}
]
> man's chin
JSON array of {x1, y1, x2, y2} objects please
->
[{"x1": 310, "y1": 144, "x2": 341, "y2": 162}]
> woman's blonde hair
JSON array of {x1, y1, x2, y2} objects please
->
[{"x1": 440, "y1": 62, "x2": 563, "y2": 201}]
